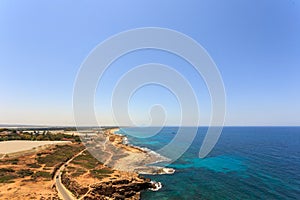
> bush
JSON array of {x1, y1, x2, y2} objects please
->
[
  {"x1": 90, "y1": 168, "x2": 113, "y2": 179},
  {"x1": 0, "y1": 175, "x2": 17, "y2": 183},
  {"x1": 0, "y1": 168, "x2": 15, "y2": 173},
  {"x1": 32, "y1": 171, "x2": 52, "y2": 180},
  {"x1": 37, "y1": 145, "x2": 84, "y2": 167},
  {"x1": 71, "y1": 151, "x2": 101, "y2": 169},
  {"x1": 26, "y1": 163, "x2": 42, "y2": 168},
  {"x1": 71, "y1": 168, "x2": 87, "y2": 177},
  {"x1": 17, "y1": 169, "x2": 34, "y2": 178}
]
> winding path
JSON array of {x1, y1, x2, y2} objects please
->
[
  {"x1": 103, "y1": 137, "x2": 113, "y2": 167},
  {"x1": 54, "y1": 149, "x2": 86, "y2": 200}
]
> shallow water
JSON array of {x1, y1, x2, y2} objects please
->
[{"x1": 119, "y1": 127, "x2": 300, "y2": 200}]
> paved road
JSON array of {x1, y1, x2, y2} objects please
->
[
  {"x1": 55, "y1": 171, "x2": 74, "y2": 200},
  {"x1": 54, "y1": 149, "x2": 86, "y2": 200}
]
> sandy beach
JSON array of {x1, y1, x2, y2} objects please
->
[{"x1": 83, "y1": 128, "x2": 175, "y2": 175}]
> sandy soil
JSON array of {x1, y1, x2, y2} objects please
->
[
  {"x1": 0, "y1": 150, "x2": 59, "y2": 199},
  {"x1": 0, "y1": 143, "x2": 83, "y2": 200},
  {"x1": 0, "y1": 140, "x2": 70, "y2": 154},
  {"x1": 0, "y1": 179, "x2": 58, "y2": 200}
]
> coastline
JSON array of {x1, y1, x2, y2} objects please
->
[
  {"x1": 103, "y1": 128, "x2": 175, "y2": 175},
  {"x1": 79, "y1": 127, "x2": 175, "y2": 197},
  {"x1": 0, "y1": 127, "x2": 174, "y2": 199}
]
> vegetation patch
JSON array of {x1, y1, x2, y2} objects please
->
[
  {"x1": 0, "y1": 175, "x2": 17, "y2": 183},
  {"x1": 0, "y1": 131, "x2": 81, "y2": 142},
  {"x1": 26, "y1": 163, "x2": 42, "y2": 168},
  {"x1": 0, "y1": 168, "x2": 17, "y2": 183},
  {"x1": 71, "y1": 150, "x2": 102, "y2": 169},
  {"x1": 91, "y1": 168, "x2": 113, "y2": 180},
  {"x1": 0, "y1": 168, "x2": 15, "y2": 173},
  {"x1": 32, "y1": 171, "x2": 52, "y2": 180},
  {"x1": 71, "y1": 168, "x2": 87, "y2": 177},
  {"x1": 17, "y1": 169, "x2": 34, "y2": 178},
  {"x1": 37, "y1": 145, "x2": 84, "y2": 167},
  {"x1": 0, "y1": 158, "x2": 19, "y2": 165}
]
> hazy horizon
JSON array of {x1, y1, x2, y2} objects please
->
[{"x1": 1, "y1": 123, "x2": 300, "y2": 128}]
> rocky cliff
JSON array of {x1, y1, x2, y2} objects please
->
[{"x1": 83, "y1": 177, "x2": 155, "y2": 200}]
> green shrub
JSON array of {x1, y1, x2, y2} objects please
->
[
  {"x1": 0, "y1": 175, "x2": 17, "y2": 183},
  {"x1": 17, "y1": 169, "x2": 34, "y2": 178},
  {"x1": 0, "y1": 168, "x2": 15, "y2": 173},
  {"x1": 32, "y1": 171, "x2": 52, "y2": 180},
  {"x1": 37, "y1": 145, "x2": 84, "y2": 167},
  {"x1": 27, "y1": 163, "x2": 42, "y2": 168},
  {"x1": 90, "y1": 168, "x2": 113, "y2": 179}
]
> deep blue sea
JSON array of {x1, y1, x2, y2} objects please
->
[{"x1": 118, "y1": 127, "x2": 300, "y2": 200}]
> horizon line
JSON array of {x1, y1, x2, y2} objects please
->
[{"x1": 1, "y1": 124, "x2": 299, "y2": 128}]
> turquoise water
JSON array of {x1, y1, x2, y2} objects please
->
[{"x1": 119, "y1": 127, "x2": 300, "y2": 200}]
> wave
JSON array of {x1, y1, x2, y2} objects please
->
[
  {"x1": 149, "y1": 181, "x2": 162, "y2": 191},
  {"x1": 115, "y1": 131, "x2": 175, "y2": 175}
]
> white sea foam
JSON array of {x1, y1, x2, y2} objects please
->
[
  {"x1": 162, "y1": 168, "x2": 175, "y2": 174},
  {"x1": 149, "y1": 181, "x2": 162, "y2": 191},
  {"x1": 139, "y1": 146, "x2": 171, "y2": 163},
  {"x1": 122, "y1": 137, "x2": 128, "y2": 145},
  {"x1": 114, "y1": 131, "x2": 175, "y2": 175}
]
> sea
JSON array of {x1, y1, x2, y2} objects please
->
[{"x1": 118, "y1": 127, "x2": 300, "y2": 200}]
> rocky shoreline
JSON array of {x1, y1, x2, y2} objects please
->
[
  {"x1": 100, "y1": 128, "x2": 175, "y2": 175},
  {"x1": 61, "y1": 163, "x2": 158, "y2": 200},
  {"x1": 72, "y1": 128, "x2": 175, "y2": 199},
  {"x1": 0, "y1": 128, "x2": 170, "y2": 199},
  {"x1": 83, "y1": 176, "x2": 155, "y2": 199}
]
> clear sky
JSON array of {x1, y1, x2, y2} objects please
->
[{"x1": 0, "y1": 0, "x2": 299, "y2": 126}]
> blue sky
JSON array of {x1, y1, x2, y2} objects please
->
[{"x1": 0, "y1": 0, "x2": 299, "y2": 126}]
